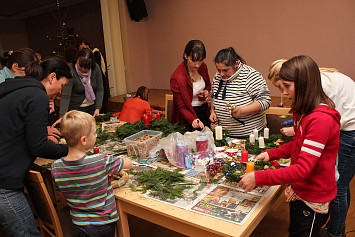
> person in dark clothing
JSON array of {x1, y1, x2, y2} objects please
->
[{"x1": 0, "y1": 57, "x2": 72, "y2": 236}]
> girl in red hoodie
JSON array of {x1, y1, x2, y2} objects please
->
[{"x1": 239, "y1": 55, "x2": 340, "y2": 237}]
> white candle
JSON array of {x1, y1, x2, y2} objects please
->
[
  {"x1": 253, "y1": 129, "x2": 258, "y2": 139},
  {"x1": 264, "y1": 127, "x2": 269, "y2": 139},
  {"x1": 215, "y1": 126, "x2": 223, "y2": 140},
  {"x1": 249, "y1": 133, "x2": 255, "y2": 144},
  {"x1": 259, "y1": 137, "x2": 265, "y2": 148}
]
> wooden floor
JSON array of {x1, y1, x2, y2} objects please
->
[{"x1": 106, "y1": 89, "x2": 293, "y2": 113}]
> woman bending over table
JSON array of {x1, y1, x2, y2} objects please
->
[
  {"x1": 59, "y1": 48, "x2": 104, "y2": 118},
  {"x1": 170, "y1": 40, "x2": 211, "y2": 130},
  {"x1": 0, "y1": 57, "x2": 72, "y2": 236}
]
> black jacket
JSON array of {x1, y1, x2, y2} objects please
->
[{"x1": 0, "y1": 77, "x2": 68, "y2": 189}]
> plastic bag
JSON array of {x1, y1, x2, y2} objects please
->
[{"x1": 150, "y1": 127, "x2": 216, "y2": 168}]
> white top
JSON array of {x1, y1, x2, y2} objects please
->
[
  {"x1": 192, "y1": 76, "x2": 206, "y2": 107},
  {"x1": 321, "y1": 72, "x2": 355, "y2": 131}
]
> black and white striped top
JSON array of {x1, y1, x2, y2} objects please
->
[{"x1": 211, "y1": 63, "x2": 271, "y2": 137}]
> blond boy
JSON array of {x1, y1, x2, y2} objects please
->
[{"x1": 51, "y1": 110, "x2": 132, "y2": 237}]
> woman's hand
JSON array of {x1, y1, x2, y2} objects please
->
[
  {"x1": 239, "y1": 172, "x2": 256, "y2": 193},
  {"x1": 47, "y1": 126, "x2": 61, "y2": 138},
  {"x1": 280, "y1": 127, "x2": 294, "y2": 137},
  {"x1": 192, "y1": 118, "x2": 204, "y2": 129},
  {"x1": 231, "y1": 106, "x2": 242, "y2": 118},
  {"x1": 48, "y1": 135, "x2": 59, "y2": 144},
  {"x1": 209, "y1": 111, "x2": 217, "y2": 122},
  {"x1": 49, "y1": 98, "x2": 55, "y2": 114},
  {"x1": 52, "y1": 118, "x2": 62, "y2": 128},
  {"x1": 93, "y1": 109, "x2": 100, "y2": 117},
  {"x1": 255, "y1": 152, "x2": 270, "y2": 161}
]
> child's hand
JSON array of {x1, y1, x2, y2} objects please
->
[
  {"x1": 239, "y1": 172, "x2": 256, "y2": 193},
  {"x1": 280, "y1": 127, "x2": 294, "y2": 137},
  {"x1": 255, "y1": 152, "x2": 270, "y2": 161}
]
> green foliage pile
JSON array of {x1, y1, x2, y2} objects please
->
[
  {"x1": 245, "y1": 134, "x2": 284, "y2": 155},
  {"x1": 95, "y1": 113, "x2": 113, "y2": 123},
  {"x1": 130, "y1": 167, "x2": 190, "y2": 200},
  {"x1": 116, "y1": 118, "x2": 189, "y2": 139},
  {"x1": 95, "y1": 128, "x2": 119, "y2": 145}
]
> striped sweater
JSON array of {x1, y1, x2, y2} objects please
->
[
  {"x1": 211, "y1": 63, "x2": 271, "y2": 137},
  {"x1": 51, "y1": 154, "x2": 123, "y2": 225}
]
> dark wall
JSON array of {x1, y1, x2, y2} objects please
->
[{"x1": 25, "y1": 0, "x2": 105, "y2": 59}]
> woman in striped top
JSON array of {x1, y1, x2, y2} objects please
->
[{"x1": 210, "y1": 47, "x2": 271, "y2": 138}]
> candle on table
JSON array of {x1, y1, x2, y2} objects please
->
[
  {"x1": 249, "y1": 133, "x2": 255, "y2": 144},
  {"x1": 253, "y1": 128, "x2": 258, "y2": 139},
  {"x1": 147, "y1": 111, "x2": 153, "y2": 121},
  {"x1": 215, "y1": 126, "x2": 223, "y2": 140},
  {"x1": 241, "y1": 150, "x2": 248, "y2": 163},
  {"x1": 264, "y1": 127, "x2": 269, "y2": 139},
  {"x1": 258, "y1": 136, "x2": 265, "y2": 148},
  {"x1": 246, "y1": 162, "x2": 255, "y2": 173},
  {"x1": 156, "y1": 112, "x2": 161, "y2": 120},
  {"x1": 143, "y1": 114, "x2": 149, "y2": 125}
]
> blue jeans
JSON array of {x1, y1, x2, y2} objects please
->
[
  {"x1": 327, "y1": 130, "x2": 355, "y2": 236},
  {"x1": 0, "y1": 188, "x2": 41, "y2": 237},
  {"x1": 73, "y1": 222, "x2": 116, "y2": 237}
]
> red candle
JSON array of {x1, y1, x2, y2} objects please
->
[
  {"x1": 142, "y1": 114, "x2": 149, "y2": 125},
  {"x1": 156, "y1": 112, "x2": 161, "y2": 120},
  {"x1": 241, "y1": 150, "x2": 248, "y2": 163},
  {"x1": 94, "y1": 148, "x2": 99, "y2": 154},
  {"x1": 147, "y1": 111, "x2": 153, "y2": 121}
]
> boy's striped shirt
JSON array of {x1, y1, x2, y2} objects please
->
[{"x1": 51, "y1": 154, "x2": 123, "y2": 225}]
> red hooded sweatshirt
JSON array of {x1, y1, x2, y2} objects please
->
[{"x1": 255, "y1": 103, "x2": 340, "y2": 203}]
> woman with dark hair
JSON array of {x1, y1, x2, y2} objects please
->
[
  {"x1": 0, "y1": 48, "x2": 38, "y2": 83},
  {"x1": 119, "y1": 86, "x2": 152, "y2": 123},
  {"x1": 59, "y1": 48, "x2": 104, "y2": 118},
  {"x1": 0, "y1": 57, "x2": 72, "y2": 236},
  {"x1": 170, "y1": 40, "x2": 211, "y2": 130},
  {"x1": 240, "y1": 55, "x2": 340, "y2": 237},
  {"x1": 210, "y1": 47, "x2": 271, "y2": 138}
]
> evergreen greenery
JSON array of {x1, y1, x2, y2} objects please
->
[
  {"x1": 245, "y1": 134, "x2": 284, "y2": 155},
  {"x1": 116, "y1": 118, "x2": 189, "y2": 139},
  {"x1": 130, "y1": 167, "x2": 190, "y2": 200}
]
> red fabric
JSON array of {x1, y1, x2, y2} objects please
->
[
  {"x1": 170, "y1": 62, "x2": 211, "y2": 125},
  {"x1": 118, "y1": 97, "x2": 152, "y2": 123},
  {"x1": 255, "y1": 104, "x2": 341, "y2": 203}
]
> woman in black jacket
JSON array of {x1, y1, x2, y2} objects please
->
[{"x1": 0, "y1": 57, "x2": 72, "y2": 236}]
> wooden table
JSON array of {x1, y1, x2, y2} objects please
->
[{"x1": 115, "y1": 185, "x2": 284, "y2": 237}]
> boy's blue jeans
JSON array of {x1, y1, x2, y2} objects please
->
[
  {"x1": 327, "y1": 130, "x2": 355, "y2": 236},
  {"x1": 0, "y1": 188, "x2": 41, "y2": 237},
  {"x1": 74, "y1": 222, "x2": 116, "y2": 237}
]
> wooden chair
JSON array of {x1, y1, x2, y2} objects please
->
[
  {"x1": 164, "y1": 94, "x2": 173, "y2": 122},
  {"x1": 24, "y1": 170, "x2": 64, "y2": 237},
  {"x1": 265, "y1": 106, "x2": 292, "y2": 116}
]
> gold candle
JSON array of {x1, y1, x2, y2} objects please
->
[{"x1": 246, "y1": 162, "x2": 255, "y2": 173}]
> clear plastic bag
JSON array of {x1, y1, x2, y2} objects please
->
[{"x1": 150, "y1": 127, "x2": 216, "y2": 168}]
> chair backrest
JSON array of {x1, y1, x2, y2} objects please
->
[
  {"x1": 164, "y1": 94, "x2": 173, "y2": 122},
  {"x1": 265, "y1": 106, "x2": 292, "y2": 116},
  {"x1": 25, "y1": 170, "x2": 64, "y2": 237}
]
